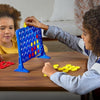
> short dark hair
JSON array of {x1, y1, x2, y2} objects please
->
[
  {"x1": 83, "y1": 6, "x2": 100, "y2": 56},
  {"x1": 0, "y1": 4, "x2": 21, "y2": 30}
]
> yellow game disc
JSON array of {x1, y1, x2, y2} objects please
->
[
  {"x1": 63, "y1": 69, "x2": 69, "y2": 72},
  {"x1": 71, "y1": 68, "x2": 78, "y2": 71},
  {"x1": 35, "y1": 51, "x2": 37, "y2": 55},
  {"x1": 23, "y1": 23, "x2": 27, "y2": 27},
  {"x1": 31, "y1": 42, "x2": 33, "y2": 46},
  {"x1": 37, "y1": 45, "x2": 39, "y2": 48},
  {"x1": 37, "y1": 40, "x2": 39, "y2": 43},
  {"x1": 43, "y1": 74, "x2": 47, "y2": 77},
  {"x1": 53, "y1": 64, "x2": 59, "y2": 69},
  {"x1": 34, "y1": 41, "x2": 36, "y2": 45}
]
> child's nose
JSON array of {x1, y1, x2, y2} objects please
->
[{"x1": 5, "y1": 28, "x2": 10, "y2": 33}]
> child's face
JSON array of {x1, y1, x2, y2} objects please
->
[
  {"x1": 81, "y1": 28, "x2": 92, "y2": 50},
  {"x1": 0, "y1": 17, "x2": 15, "y2": 44}
]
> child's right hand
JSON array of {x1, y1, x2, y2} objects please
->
[
  {"x1": 25, "y1": 16, "x2": 49, "y2": 30},
  {"x1": 25, "y1": 16, "x2": 41, "y2": 28},
  {"x1": 42, "y1": 62, "x2": 57, "y2": 77}
]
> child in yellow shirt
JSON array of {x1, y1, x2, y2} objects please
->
[{"x1": 0, "y1": 4, "x2": 48, "y2": 54}]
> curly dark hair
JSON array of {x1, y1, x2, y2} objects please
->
[
  {"x1": 83, "y1": 6, "x2": 100, "y2": 56},
  {"x1": 0, "y1": 4, "x2": 21, "y2": 30}
]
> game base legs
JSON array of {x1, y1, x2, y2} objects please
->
[
  {"x1": 37, "y1": 54, "x2": 50, "y2": 59},
  {"x1": 14, "y1": 66, "x2": 29, "y2": 73}
]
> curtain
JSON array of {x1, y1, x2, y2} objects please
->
[{"x1": 74, "y1": 0, "x2": 100, "y2": 30}]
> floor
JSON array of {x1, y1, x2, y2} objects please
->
[{"x1": 0, "y1": 91, "x2": 80, "y2": 100}]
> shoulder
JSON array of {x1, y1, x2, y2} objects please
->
[
  {"x1": 12, "y1": 36, "x2": 17, "y2": 47},
  {"x1": 0, "y1": 46, "x2": 6, "y2": 54},
  {"x1": 84, "y1": 47, "x2": 90, "y2": 56},
  {"x1": 78, "y1": 39, "x2": 90, "y2": 56},
  {"x1": 43, "y1": 44, "x2": 48, "y2": 53},
  {"x1": 91, "y1": 57, "x2": 100, "y2": 74},
  {"x1": 91, "y1": 63, "x2": 100, "y2": 75}
]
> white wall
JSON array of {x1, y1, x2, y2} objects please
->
[
  {"x1": 50, "y1": 0, "x2": 74, "y2": 21},
  {"x1": 0, "y1": 0, "x2": 53, "y2": 26},
  {"x1": 0, "y1": 0, "x2": 81, "y2": 35},
  {"x1": 0, "y1": 0, "x2": 74, "y2": 26}
]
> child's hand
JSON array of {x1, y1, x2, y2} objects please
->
[
  {"x1": 25, "y1": 16, "x2": 49, "y2": 30},
  {"x1": 25, "y1": 16, "x2": 41, "y2": 28},
  {"x1": 42, "y1": 62, "x2": 57, "y2": 77}
]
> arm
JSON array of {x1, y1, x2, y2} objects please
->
[
  {"x1": 50, "y1": 70, "x2": 100, "y2": 95},
  {"x1": 25, "y1": 16, "x2": 84, "y2": 53},
  {"x1": 42, "y1": 62, "x2": 100, "y2": 95},
  {"x1": 44, "y1": 25, "x2": 86, "y2": 53}
]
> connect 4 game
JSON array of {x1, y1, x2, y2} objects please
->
[{"x1": 14, "y1": 25, "x2": 50, "y2": 73}]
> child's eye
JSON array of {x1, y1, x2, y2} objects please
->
[
  {"x1": 9, "y1": 26, "x2": 14, "y2": 29},
  {"x1": 0, "y1": 27, "x2": 5, "y2": 30}
]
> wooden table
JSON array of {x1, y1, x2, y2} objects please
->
[{"x1": 0, "y1": 52, "x2": 88, "y2": 91}]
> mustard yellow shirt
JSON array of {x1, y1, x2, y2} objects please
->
[
  {"x1": 0, "y1": 38, "x2": 18, "y2": 54},
  {"x1": 0, "y1": 38, "x2": 48, "y2": 54}
]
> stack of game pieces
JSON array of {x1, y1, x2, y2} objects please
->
[
  {"x1": 0, "y1": 61, "x2": 14, "y2": 69},
  {"x1": 43, "y1": 64, "x2": 80, "y2": 77}
]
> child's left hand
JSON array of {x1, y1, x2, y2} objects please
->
[{"x1": 42, "y1": 62, "x2": 57, "y2": 77}]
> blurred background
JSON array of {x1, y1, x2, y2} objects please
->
[
  {"x1": 0, "y1": 0, "x2": 82, "y2": 35},
  {"x1": 0, "y1": 0, "x2": 83, "y2": 100}
]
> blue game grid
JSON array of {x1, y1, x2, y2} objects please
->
[{"x1": 14, "y1": 26, "x2": 50, "y2": 73}]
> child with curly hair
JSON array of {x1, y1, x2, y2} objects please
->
[
  {"x1": 25, "y1": 5, "x2": 100, "y2": 99},
  {"x1": 0, "y1": 4, "x2": 48, "y2": 54},
  {"x1": 0, "y1": 4, "x2": 21, "y2": 54}
]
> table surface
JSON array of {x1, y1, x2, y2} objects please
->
[{"x1": 0, "y1": 52, "x2": 88, "y2": 91}]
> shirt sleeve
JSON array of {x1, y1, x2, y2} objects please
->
[
  {"x1": 43, "y1": 44, "x2": 48, "y2": 53},
  {"x1": 50, "y1": 63, "x2": 100, "y2": 95},
  {"x1": 0, "y1": 46, "x2": 5, "y2": 54}
]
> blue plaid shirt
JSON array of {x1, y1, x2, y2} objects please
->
[{"x1": 44, "y1": 26, "x2": 100, "y2": 95}]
